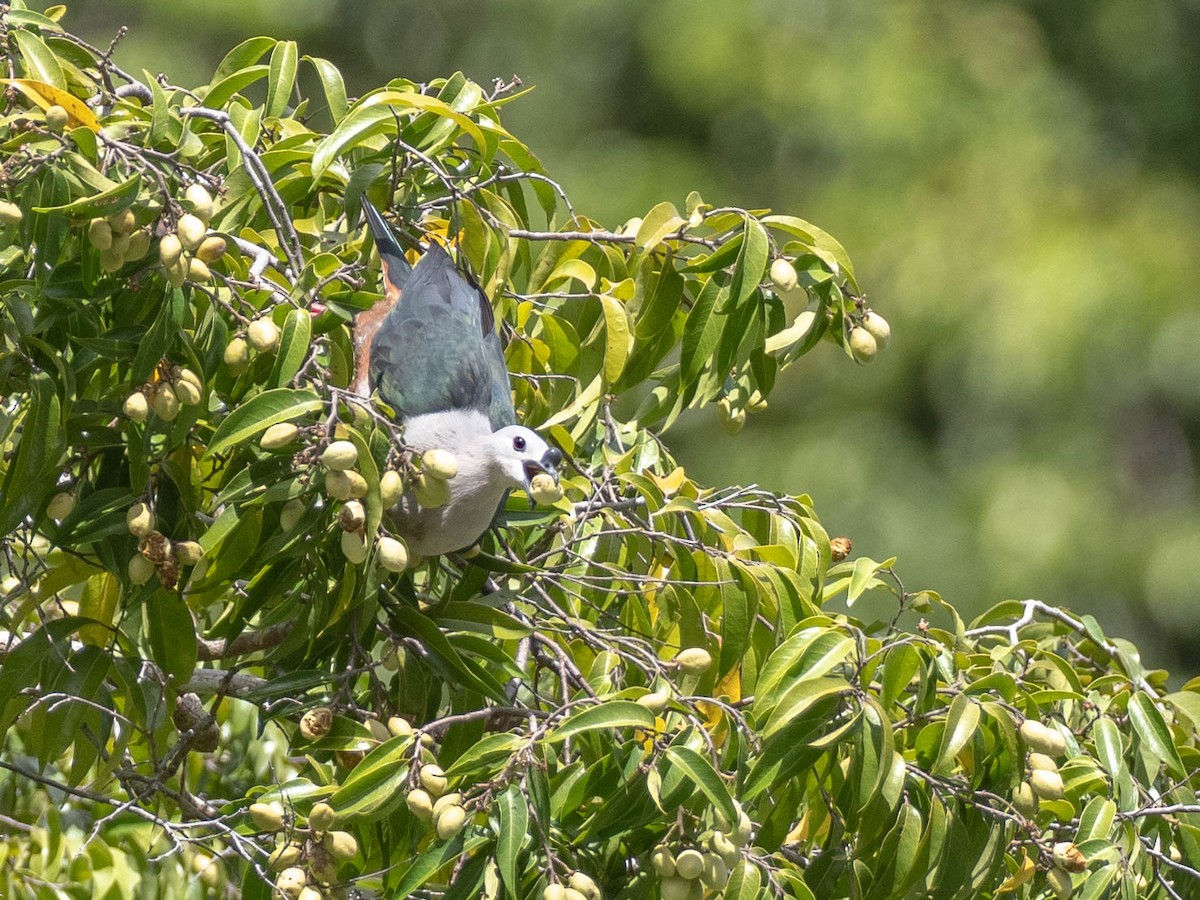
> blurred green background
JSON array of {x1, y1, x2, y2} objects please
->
[{"x1": 70, "y1": 0, "x2": 1200, "y2": 676}]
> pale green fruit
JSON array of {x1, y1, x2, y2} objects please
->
[
  {"x1": 419, "y1": 763, "x2": 447, "y2": 796},
  {"x1": 769, "y1": 257, "x2": 798, "y2": 294},
  {"x1": 325, "y1": 470, "x2": 354, "y2": 501},
  {"x1": 342, "y1": 470, "x2": 368, "y2": 499},
  {"x1": 165, "y1": 256, "x2": 188, "y2": 288},
  {"x1": 377, "y1": 536, "x2": 409, "y2": 573},
  {"x1": 568, "y1": 872, "x2": 600, "y2": 900},
  {"x1": 530, "y1": 472, "x2": 563, "y2": 505},
  {"x1": 260, "y1": 423, "x2": 300, "y2": 450},
  {"x1": 45, "y1": 104, "x2": 70, "y2": 132},
  {"x1": 321, "y1": 441, "x2": 359, "y2": 471},
  {"x1": 247, "y1": 317, "x2": 280, "y2": 352},
  {"x1": 99, "y1": 247, "x2": 125, "y2": 272},
  {"x1": 126, "y1": 228, "x2": 151, "y2": 260},
  {"x1": 223, "y1": 337, "x2": 250, "y2": 373},
  {"x1": 387, "y1": 716, "x2": 413, "y2": 738},
  {"x1": 674, "y1": 849, "x2": 704, "y2": 880},
  {"x1": 184, "y1": 183, "x2": 214, "y2": 222},
  {"x1": 1013, "y1": 781, "x2": 1038, "y2": 818},
  {"x1": 158, "y1": 233, "x2": 183, "y2": 267},
  {"x1": 127, "y1": 502, "x2": 156, "y2": 538},
  {"x1": 413, "y1": 472, "x2": 450, "y2": 509},
  {"x1": 674, "y1": 647, "x2": 712, "y2": 676},
  {"x1": 0, "y1": 200, "x2": 23, "y2": 224},
  {"x1": 660, "y1": 876, "x2": 693, "y2": 900},
  {"x1": 366, "y1": 717, "x2": 390, "y2": 742},
  {"x1": 650, "y1": 845, "x2": 676, "y2": 877},
  {"x1": 128, "y1": 554, "x2": 155, "y2": 585},
  {"x1": 848, "y1": 326, "x2": 877, "y2": 364},
  {"x1": 176, "y1": 213, "x2": 207, "y2": 251},
  {"x1": 279, "y1": 499, "x2": 305, "y2": 531},
  {"x1": 323, "y1": 830, "x2": 358, "y2": 860},
  {"x1": 274, "y1": 866, "x2": 307, "y2": 900},
  {"x1": 700, "y1": 853, "x2": 729, "y2": 889},
  {"x1": 47, "y1": 492, "x2": 74, "y2": 521},
  {"x1": 432, "y1": 792, "x2": 462, "y2": 820},
  {"x1": 174, "y1": 541, "x2": 204, "y2": 566},
  {"x1": 196, "y1": 235, "x2": 226, "y2": 263},
  {"x1": 1052, "y1": 841, "x2": 1085, "y2": 873},
  {"x1": 1030, "y1": 769, "x2": 1065, "y2": 800},
  {"x1": 636, "y1": 689, "x2": 669, "y2": 715},
  {"x1": 862, "y1": 311, "x2": 891, "y2": 349},
  {"x1": 717, "y1": 398, "x2": 745, "y2": 435},
  {"x1": 422, "y1": 448, "x2": 459, "y2": 480},
  {"x1": 266, "y1": 843, "x2": 302, "y2": 871},
  {"x1": 1047, "y1": 867, "x2": 1073, "y2": 899},
  {"x1": 174, "y1": 377, "x2": 202, "y2": 407},
  {"x1": 434, "y1": 804, "x2": 466, "y2": 840},
  {"x1": 86, "y1": 218, "x2": 113, "y2": 250},
  {"x1": 187, "y1": 257, "x2": 212, "y2": 283},
  {"x1": 107, "y1": 208, "x2": 136, "y2": 235},
  {"x1": 710, "y1": 831, "x2": 740, "y2": 867},
  {"x1": 340, "y1": 531, "x2": 367, "y2": 565},
  {"x1": 406, "y1": 788, "x2": 434, "y2": 823},
  {"x1": 248, "y1": 802, "x2": 285, "y2": 832},
  {"x1": 563, "y1": 890, "x2": 587, "y2": 900},
  {"x1": 1028, "y1": 752, "x2": 1058, "y2": 773},
  {"x1": 123, "y1": 391, "x2": 149, "y2": 422},
  {"x1": 543, "y1": 886, "x2": 568, "y2": 900},
  {"x1": 380, "y1": 469, "x2": 404, "y2": 507},
  {"x1": 1020, "y1": 720, "x2": 1067, "y2": 757},
  {"x1": 153, "y1": 384, "x2": 180, "y2": 421}
]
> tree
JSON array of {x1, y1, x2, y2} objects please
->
[{"x1": 1, "y1": 6, "x2": 1198, "y2": 899}]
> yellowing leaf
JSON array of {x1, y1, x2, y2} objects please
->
[
  {"x1": 0, "y1": 78, "x2": 101, "y2": 132},
  {"x1": 79, "y1": 572, "x2": 118, "y2": 646},
  {"x1": 599, "y1": 293, "x2": 632, "y2": 385}
]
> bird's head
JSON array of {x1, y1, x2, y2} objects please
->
[{"x1": 489, "y1": 425, "x2": 562, "y2": 496}]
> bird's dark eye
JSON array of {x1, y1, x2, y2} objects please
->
[{"x1": 512, "y1": 435, "x2": 527, "y2": 452}]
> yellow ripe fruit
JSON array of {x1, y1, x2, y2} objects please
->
[
  {"x1": 127, "y1": 501, "x2": 156, "y2": 538},
  {"x1": 387, "y1": 716, "x2": 413, "y2": 738},
  {"x1": 196, "y1": 235, "x2": 226, "y2": 263},
  {"x1": 248, "y1": 801, "x2": 285, "y2": 831},
  {"x1": 184, "y1": 183, "x2": 214, "y2": 222},
  {"x1": 406, "y1": 789, "x2": 435, "y2": 823},
  {"x1": 530, "y1": 472, "x2": 563, "y2": 505},
  {"x1": 261, "y1": 423, "x2": 300, "y2": 450},
  {"x1": 380, "y1": 469, "x2": 404, "y2": 507},
  {"x1": 543, "y1": 886, "x2": 568, "y2": 900},
  {"x1": 248, "y1": 317, "x2": 280, "y2": 352},
  {"x1": 421, "y1": 449, "x2": 459, "y2": 480},
  {"x1": 419, "y1": 764, "x2": 447, "y2": 796},
  {"x1": 279, "y1": 498, "x2": 306, "y2": 531},
  {"x1": 158, "y1": 233, "x2": 183, "y2": 267},
  {"x1": 187, "y1": 257, "x2": 212, "y2": 283},
  {"x1": 0, "y1": 200, "x2": 23, "y2": 224},
  {"x1": 47, "y1": 491, "x2": 74, "y2": 520},
  {"x1": 223, "y1": 337, "x2": 250, "y2": 373},
  {"x1": 107, "y1": 208, "x2": 136, "y2": 235},
  {"x1": 321, "y1": 441, "x2": 359, "y2": 471},
  {"x1": 434, "y1": 804, "x2": 466, "y2": 840},
  {"x1": 123, "y1": 392, "x2": 149, "y2": 422},
  {"x1": 86, "y1": 218, "x2": 113, "y2": 250},
  {"x1": 322, "y1": 830, "x2": 358, "y2": 860},
  {"x1": 674, "y1": 647, "x2": 713, "y2": 676},
  {"x1": 769, "y1": 257, "x2": 798, "y2": 294},
  {"x1": 126, "y1": 229, "x2": 151, "y2": 260},
  {"x1": 45, "y1": 105, "x2": 69, "y2": 132},
  {"x1": 299, "y1": 707, "x2": 333, "y2": 741},
  {"x1": 848, "y1": 326, "x2": 878, "y2": 364},
  {"x1": 862, "y1": 311, "x2": 891, "y2": 350},
  {"x1": 717, "y1": 398, "x2": 745, "y2": 435},
  {"x1": 309, "y1": 801, "x2": 336, "y2": 832},
  {"x1": 1030, "y1": 769, "x2": 1065, "y2": 800},
  {"x1": 274, "y1": 866, "x2": 307, "y2": 900},
  {"x1": 153, "y1": 384, "x2": 181, "y2": 421},
  {"x1": 413, "y1": 472, "x2": 450, "y2": 509},
  {"x1": 340, "y1": 530, "x2": 368, "y2": 565},
  {"x1": 173, "y1": 377, "x2": 202, "y2": 407},
  {"x1": 377, "y1": 536, "x2": 409, "y2": 573},
  {"x1": 267, "y1": 843, "x2": 302, "y2": 871},
  {"x1": 128, "y1": 554, "x2": 155, "y2": 585},
  {"x1": 174, "y1": 541, "x2": 204, "y2": 566},
  {"x1": 674, "y1": 849, "x2": 704, "y2": 881},
  {"x1": 1020, "y1": 720, "x2": 1067, "y2": 757},
  {"x1": 176, "y1": 213, "x2": 207, "y2": 251}
]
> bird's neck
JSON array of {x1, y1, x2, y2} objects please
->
[{"x1": 402, "y1": 410, "x2": 493, "y2": 454}]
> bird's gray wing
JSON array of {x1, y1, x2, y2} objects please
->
[{"x1": 369, "y1": 244, "x2": 516, "y2": 427}]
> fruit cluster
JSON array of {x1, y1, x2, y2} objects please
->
[
  {"x1": 650, "y1": 800, "x2": 754, "y2": 899},
  {"x1": 125, "y1": 500, "x2": 203, "y2": 589},
  {"x1": 1015, "y1": 718, "x2": 1085, "y2": 898},
  {"x1": 123, "y1": 363, "x2": 204, "y2": 425},
  {"x1": 254, "y1": 797, "x2": 358, "y2": 900},
  {"x1": 159, "y1": 185, "x2": 226, "y2": 287}
]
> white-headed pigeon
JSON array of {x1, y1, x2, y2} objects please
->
[{"x1": 356, "y1": 200, "x2": 561, "y2": 556}]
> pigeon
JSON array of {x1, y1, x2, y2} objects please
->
[{"x1": 356, "y1": 200, "x2": 561, "y2": 556}]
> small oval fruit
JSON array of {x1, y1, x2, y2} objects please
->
[
  {"x1": 249, "y1": 801, "x2": 285, "y2": 832},
  {"x1": 343, "y1": 470, "x2": 369, "y2": 500},
  {"x1": 717, "y1": 398, "x2": 745, "y2": 435},
  {"x1": 650, "y1": 845, "x2": 676, "y2": 877},
  {"x1": 434, "y1": 803, "x2": 466, "y2": 840},
  {"x1": 299, "y1": 707, "x2": 333, "y2": 741},
  {"x1": 173, "y1": 378, "x2": 202, "y2": 407},
  {"x1": 166, "y1": 255, "x2": 188, "y2": 287},
  {"x1": 530, "y1": 472, "x2": 563, "y2": 505},
  {"x1": 267, "y1": 843, "x2": 303, "y2": 871},
  {"x1": 710, "y1": 832, "x2": 740, "y2": 867},
  {"x1": 158, "y1": 233, "x2": 183, "y2": 267},
  {"x1": 123, "y1": 391, "x2": 149, "y2": 422},
  {"x1": 260, "y1": 422, "x2": 300, "y2": 450},
  {"x1": 700, "y1": 853, "x2": 729, "y2": 889},
  {"x1": 862, "y1": 311, "x2": 891, "y2": 349},
  {"x1": 770, "y1": 257, "x2": 798, "y2": 294},
  {"x1": 174, "y1": 541, "x2": 204, "y2": 566},
  {"x1": 413, "y1": 472, "x2": 451, "y2": 509},
  {"x1": 126, "y1": 228, "x2": 151, "y2": 260},
  {"x1": 659, "y1": 878, "x2": 693, "y2": 900},
  {"x1": 674, "y1": 647, "x2": 712, "y2": 676},
  {"x1": 87, "y1": 218, "x2": 113, "y2": 250},
  {"x1": 1047, "y1": 867, "x2": 1073, "y2": 900},
  {"x1": 366, "y1": 717, "x2": 390, "y2": 742},
  {"x1": 340, "y1": 530, "x2": 367, "y2": 565},
  {"x1": 45, "y1": 104, "x2": 69, "y2": 132},
  {"x1": 0, "y1": 200, "x2": 23, "y2": 224},
  {"x1": 274, "y1": 866, "x2": 307, "y2": 900},
  {"x1": 323, "y1": 830, "x2": 358, "y2": 860},
  {"x1": 419, "y1": 763, "x2": 447, "y2": 796},
  {"x1": 128, "y1": 554, "x2": 155, "y2": 585},
  {"x1": 674, "y1": 849, "x2": 704, "y2": 880},
  {"x1": 99, "y1": 247, "x2": 125, "y2": 273},
  {"x1": 377, "y1": 536, "x2": 409, "y2": 573},
  {"x1": 184, "y1": 183, "x2": 214, "y2": 222},
  {"x1": 196, "y1": 235, "x2": 226, "y2": 263},
  {"x1": 153, "y1": 384, "x2": 181, "y2": 422},
  {"x1": 432, "y1": 792, "x2": 462, "y2": 820},
  {"x1": 380, "y1": 469, "x2": 404, "y2": 507},
  {"x1": 321, "y1": 441, "x2": 359, "y2": 471},
  {"x1": 307, "y1": 801, "x2": 336, "y2": 832},
  {"x1": 1020, "y1": 719, "x2": 1067, "y2": 757},
  {"x1": 107, "y1": 208, "x2": 136, "y2": 235},
  {"x1": 1052, "y1": 841, "x2": 1086, "y2": 873},
  {"x1": 127, "y1": 502, "x2": 156, "y2": 538},
  {"x1": 637, "y1": 689, "x2": 669, "y2": 715},
  {"x1": 568, "y1": 872, "x2": 599, "y2": 899},
  {"x1": 279, "y1": 498, "x2": 306, "y2": 531},
  {"x1": 297, "y1": 888, "x2": 324, "y2": 900},
  {"x1": 1028, "y1": 752, "x2": 1058, "y2": 773},
  {"x1": 187, "y1": 257, "x2": 212, "y2": 283},
  {"x1": 1013, "y1": 781, "x2": 1038, "y2": 818},
  {"x1": 47, "y1": 492, "x2": 74, "y2": 521},
  {"x1": 388, "y1": 716, "x2": 413, "y2": 738},
  {"x1": 543, "y1": 886, "x2": 568, "y2": 900},
  {"x1": 406, "y1": 788, "x2": 435, "y2": 823},
  {"x1": 421, "y1": 448, "x2": 459, "y2": 480},
  {"x1": 177, "y1": 213, "x2": 207, "y2": 251},
  {"x1": 848, "y1": 326, "x2": 877, "y2": 364},
  {"x1": 338, "y1": 500, "x2": 366, "y2": 530},
  {"x1": 1030, "y1": 768, "x2": 1065, "y2": 800},
  {"x1": 325, "y1": 470, "x2": 354, "y2": 501},
  {"x1": 223, "y1": 336, "x2": 250, "y2": 373},
  {"x1": 248, "y1": 316, "x2": 280, "y2": 352}
]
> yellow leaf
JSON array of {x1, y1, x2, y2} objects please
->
[
  {"x1": 80, "y1": 573, "x2": 118, "y2": 646},
  {"x1": 0, "y1": 78, "x2": 101, "y2": 132},
  {"x1": 598, "y1": 293, "x2": 632, "y2": 385},
  {"x1": 995, "y1": 851, "x2": 1037, "y2": 893}
]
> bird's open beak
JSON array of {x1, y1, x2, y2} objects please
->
[{"x1": 522, "y1": 447, "x2": 563, "y2": 507}]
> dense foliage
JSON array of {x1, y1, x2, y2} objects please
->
[{"x1": 2, "y1": 6, "x2": 1200, "y2": 899}]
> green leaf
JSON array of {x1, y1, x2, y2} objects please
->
[
  {"x1": 933, "y1": 692, "x2": 980, "y2": 776},
  {"x1": 304, "y1": 56, "x2": 349, "y2": 122},
  {"x1": 723, "y1": 861, "x2": 763, "y2": 900},
  {"x1": 145, "y1": 590, "x2": 197, "y2": 684},
  {"x1": 1128, "y1": 692, "x2": 1185, "y2": 778},
  {"x1": 680, "y1": 276, "x2": 726, "y2": 383},
  {"x1": 265, "y1": 40, "x2": 297, "y2": 118},
  {"x1": 392, "y1": 605, "x2": 508, "y2": 701},
  {"x1": 598, "y1": 292, "x2": 631, "y2": 386},
  {"x1": 204, "y1": 388, "x2": 323, "y2": 458},
  {"x1": 33, "y1": 173, "x2": 141, "y2": 218},
  {"x1": 660, "y1": 745, "x2": 737, "y2": 827},
  {"x1": 549, "y1": 701, "x2": 656, "y2": 742},
  {"x1": 13, "y1": 30, "x2": 65, "y2": 88},
  {"x1": 434, "y1": 603, "x2": 532, "y2": 640},
  {"x1": 211, "y1": 36, "x2": 275, "y2": 83},
  {"x1": 1077, "y1": 796, "x2": 1116, "y2": 843},
  {"x1": 328, "y1": 733, "x2": 413, "y2": 819},
  {"x1": 762, "y1": 676, "x2": 852, "y2": 738},
  {"x1": 495, "y1": 784, "x2": 528, "y2": 898},
  {"x1": 392, "y1": 831, "x2": 489, "y2": 896},
  {"x1": 0, "y1": 371, "x2": 62, "y2": 536},
  {"x1": 269, "y1": 308, "x2": 312, "y2": 388},
  {"x1": 634, "y1": 201, "x2": 684, "y2": 251},
  {"x1": 721, "y1": 216, "x2": 768, "y2": 314}
]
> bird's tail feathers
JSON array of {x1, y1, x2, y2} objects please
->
[{"x1": 363, "y1": 199, "x2": 414, "y2": 298}]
